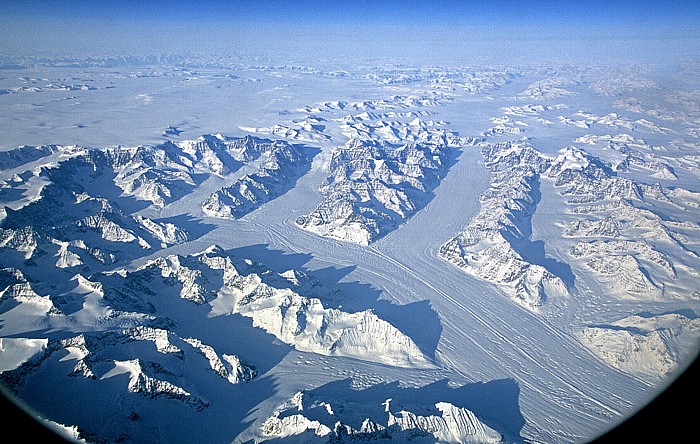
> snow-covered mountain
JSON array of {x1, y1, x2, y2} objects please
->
[
  {"x1": 440, "y1": 142, "x2": 569, "y2": 309},
  {"x1": 0, "y1": 267, "x2": 60, "y2": 316},
  {"x1": 296, "y1": 137, "x2": 461, "y2": 245},
  {"x1": 0, "y1": 245, "x2": 431, "y2": 442},
  {"x1": 440, "y1": 139, "x2": 700, "y2": 310},
  {"x1": 202, "y1": 138, "x2": 312, "y2": 219},
  {"x1": 261, "y1": 389, "x2": 503, "y2": 443},
  {"x1": 127, "y1": 247, "x2": 430, "y2": 366},
  {"x1": 0, "y1": 134, "x2": 316, "y2": 273},
  {"x1": 1, "y1": 326, "x2": 256, "y2": 411},
  {"x1": 578, "y1": 313, "x2": 700, "y2": 380},
  {"x1": 1, "y1": 55, "x2": 699, "y2": 444}
]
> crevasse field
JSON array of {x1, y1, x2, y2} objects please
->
[{"x1": 1, "y1": 2, "x2": 699, "y2": 443}]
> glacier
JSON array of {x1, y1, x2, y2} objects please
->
[{"x1": 0, "y1": 53, "x2": 699, "y2": 444}]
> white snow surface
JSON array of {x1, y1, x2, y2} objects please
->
[
  {"x1": 0, "y1": 56, "x2": 699, "y2": 444},
  {"x1": 579, "y1": 313, "x2": 700, "y2": 380}
]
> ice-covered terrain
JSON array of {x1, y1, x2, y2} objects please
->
[
  {"x1": 578, "y1": 312, "x2": 700, "y2": 380},
  {"x1": 260, "y1": 389, "x2": 503, "y2": 443},
  {"x1": 202, "y1": 137, "x2": 314, "y2": 220},
  {"x1": 1, "y1": 53, "x2": 699, "y2": 444},
  {"x1": 296, "y1": 137, "x2": 463, "y2": 245},
  {"x1": 439, "y1": 141, "x2": 569, "y2": 309},
  {"x1": 439, "y1": 137, "x2": 700, "y2": 310}
]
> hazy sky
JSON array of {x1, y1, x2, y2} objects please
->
[{"x1": 1, "y1": 1, "x2": 698, "y2": 63}]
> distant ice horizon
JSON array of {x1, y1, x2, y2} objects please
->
[{"x1": 1, "y1": 1, "x2": 698, "y2": 64}]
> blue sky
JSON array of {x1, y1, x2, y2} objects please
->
[{"x1": 1, "y1": 1, "x2": 698, "y2": 61}]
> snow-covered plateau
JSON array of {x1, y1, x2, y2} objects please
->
[{"x1": 0, "y1": 54, "x2": 699, "y2": 444}]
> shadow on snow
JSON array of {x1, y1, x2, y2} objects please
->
[
  {"x1": 268, "y1": 377, "x2": 525, "y2": 444},
  {"x1": 227, "y1": 244, "x2": 443, "y2": 362}
]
